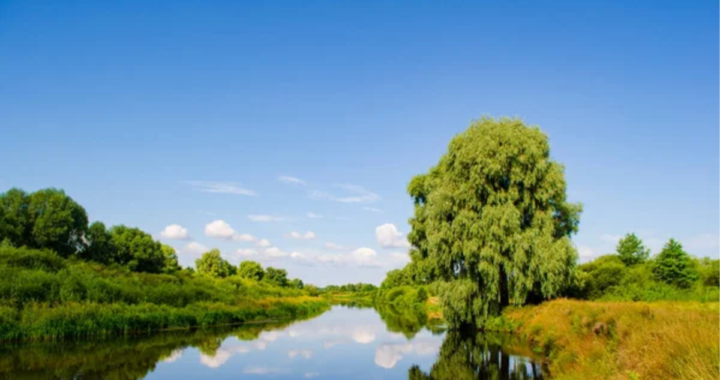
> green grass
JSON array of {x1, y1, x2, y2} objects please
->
[{"x1": 0, "y1": 246, "x2": 329, "y2": 341}]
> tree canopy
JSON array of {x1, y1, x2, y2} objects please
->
[
  {"x1": 0, "y1": 188, "x2": 88, "y2": 258},
  {"x1": 109, "y1": 226, "x2": 166, "y2": 273},
  {"x1": 616, "y1": 233, "x2": 650, "y2": 266},
  {"x1": 196, "y1": 249, "x2": 236, "y2": 278},
  {"x1": 404, "y1": 117, "x2": 582, "y2": 326},
  {"x1": 264, "y1": 267, "x2": 288, "y2": 287},
  {"x1": 653, "y1": 239, "x2": 698, "y2": 288},
  {"x1": 238, "y1": 260, "x2": 264, "y2": 281}
]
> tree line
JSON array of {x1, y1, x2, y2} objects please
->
[{"x1": 0, "y1": 187, "x2": 305, "y2": 288}]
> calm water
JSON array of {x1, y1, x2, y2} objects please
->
[{"x1": 0, "y1": 305, "x2": 545, "y2": 379}]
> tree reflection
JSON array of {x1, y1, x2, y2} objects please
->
[
  {"x1": 0, "y1": 318, "x2": 311, "y2": 380},
  {"x1": 407, "y1": 330, "x2": 545, "y2": 380}
]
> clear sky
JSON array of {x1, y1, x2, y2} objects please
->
[{"x1": 1, "y1": 1, "x2": 717, "y2": 285}]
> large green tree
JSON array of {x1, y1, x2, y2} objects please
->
[
  {"x1": 238, "y1": 260, "x2": 264, "y2": 281},
  {"x1": 405, "y1": 117, "x2": 581, "y2": 327},
  {"x1": 109, "y1": 225, "x2": 165, "y2": 273},
  {"x1": 195, "y1": 249, "x2": 235, "y2": 278},
  {"x1": 616, "y1": 233, "x2": 650, "y2": 266},
  {"x1": 0, "y1": 188, "x2": 89, "y2": 257},
  {"x1": 80, "y1": 221, "x2": 116, "y2": 264},
  {"x1": 264, "y1": 267, "x2": 288, "y2": 287},
  {"x1": 161, "y1": 244, "x2": 181, "y2": 274},
  {"x1": 653, "y1": 239, "x2": 698, "y2": 288}
]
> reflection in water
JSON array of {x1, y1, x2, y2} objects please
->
[
  {"x1": 408, "y1": 330, "x2": 545, "y2": 380},
  {"x1": 0, "y1": 306, "x2": 544, "y2": 380}
]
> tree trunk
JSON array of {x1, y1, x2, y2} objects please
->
[{"x1": 499, "y1": 264, "x2": 509, "y2": 309}]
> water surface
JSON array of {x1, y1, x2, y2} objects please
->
[{"x1": 0, "y1": 305, "x2": 545, "y2": 379}]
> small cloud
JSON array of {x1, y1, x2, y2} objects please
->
[
  {"x1": 287, "y1": 231, "x2": 316, "y2": 240},
  {"x1": 304, "y1": 373, "x2": 320, "y2": 378},
  {"x1": 184, "y1": 181, "x2": 256, "y2": 196},
  {"x1": 279, "y1": 176, "x2": 307, "y2": 185},
  {"x1": 263, "y1": 247, "x2": 288, "y2": 258},
  {"x1": 376, "y1": 223, "x2": 410, "y2": 249},
  {"x1": 236, "y1": 248, "x2": 257, "y2": 257},
  {"x1": 181, "y1": 242, "x2": 208, "y2": 256},
  {"x1": 307, "y1": 212, "x2": 324, "y2": 219},
  {"x1": 363, "y1": 207, "x2": 384, "y2": 214},
  {"x1": 234, "y1": 233, "x2": 256, "y2": 242},
  {"x1": 159, "y1": 224, "x2": 190, "y2": 240},
  {"x1": 205, "y1": 220, "x2": 236, "y2": 239},
  {"x1": 256, "y1": 239, "x2": 271, "y2": 247},
  {"x1": 325, "y1": 242, "x2": 344, "y2": 250},
  {"x1": 248, "y1": 214, "x2": 285, "y2": 222},
  {"x1": 310, "y1": 184, "x2": 380, "y2": 204}
]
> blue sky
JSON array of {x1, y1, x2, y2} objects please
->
[{"x1": 0, "y1": 1, "x2": 717, "y2": 285}]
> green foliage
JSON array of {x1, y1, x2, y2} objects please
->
[
  {"x1": 616, "y1": 233, "x2": 650, "y2": 266},
  {"x1": 696, "y1": 258, "x2": 719, "y2": 287},
  {"x1": 81, "y1": 221, "x2": 115, "y2": 264},
  {"x1": 109, "y1": 225, "x2": 165, "y2": 273},
  {"x1": 238, "y1": 260, "x2": 264, "y2": 281},
  {"x1": 161, "y1": 245, "x2": 181, "y2": 274},
  {"x1": 653, "y1": 239, "x2": 699, "y2": 289},
  {"x1": 264, "y1": 267, "x2": 288, "y2": 287},
  {"x1": 0, "y1": 246, "x2": 327, "y2": 341},
  {"x1": 289, "y1": 278, "x2": 304, "y2": 289},
  {"x1": 195, "y1": 249, "x2": 236, "y2": 278},
  {"x1": 0, "y1": 188, "x2": 88, "y2": 258},
  {"x1": 401, "y1": 117, "x2": 581, "y2": 327}
]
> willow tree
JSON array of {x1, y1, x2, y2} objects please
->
[{"x1": 407, "y1": 117, "x2": 581, "y2": 327}]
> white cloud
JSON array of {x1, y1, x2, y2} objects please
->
[
  {"x1": 163, "y1": 350, "x2": 183, "y2": 363},
  {"x1": 200, "y1": 350, "x2": 233, "y2": 368},
  {"x1": 248, "y1": 214, "x2": 285, "y2": 222},
  {"x1": 288, "y1": 231, "x2": 316, "y2": 240},
  {"x1": 279, "y1": 176, "x2": 307, "y2": 185},
  {"x1": 234, "y1": 233, "x2": 256, "y2": 242},
  {"x1": 376, "y1": 223, "x2": 410, "y2": 249},
  {"x1": 363, "y1": 207, "x2": 384, "y2": 214},
  {"x1": 205, "y1": 220, "x2": 237, "y2": 239},
  {"x1": 184, "y1": 181, "x2": 256, "y2": 196},
  {"x1": 290, "y1": 251, "x2": 308, "y2": 259},
  {"x1": 205, "y1": 220, "x2": 256, "y2": 242},
  {"x1": 325, "y1": 242, "x2": 344, "y2": 250},
  {"x1": 181, "y1": 241, "x2": 208, "y2": 256},
  {"x1": 159, "y1": 224, "x2": 189, "y2": 240},
  {"x1": 256, "y1": 239, "x2": 271, "y2": 247},
  {"x1": 236, "y1": 248, "x2": 257, "y2": 257},
  {"x1": 310, "y1": 184, "x2": 380, "y2": 204},
  {"x1": 351, "y1": 247, "x2": 379, "y2": 266},
  {"x1": 307, "y1": 212, "x2": 324, "y2": 219},
  {"x1": 288, "y1": 349, "x2": 313, "y2": 359},
  {"x1": 304, "y1": 373, "x2": 320, "y2": 378},
  {"x1": 374, "y1": 341, "x2": 440, "y2": 369},
  {"x1": 351, "y1": 327, "x2": 376, "y2": 344},
  {"x1": 263, "y1": 247, "x2": 288, "y2": 258}
]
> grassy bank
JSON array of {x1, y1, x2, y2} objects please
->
[
  {"x1": 488, "y1": 299, "x2": 719, "y2": 380},
  {"x1": 0, "y1": 246, "x2": 329, "y2": 341}
]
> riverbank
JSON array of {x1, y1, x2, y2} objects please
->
[
  {"x1": 0, "y1": 246, "x2": 329, "y2": 341},
  {"x1": 487, "y1": 299, "x2": 719, "y2": 380}
]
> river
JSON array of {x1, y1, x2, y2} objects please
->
[{"x1": 0, "y1": 305, "x2": 546, "y2": 379}]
